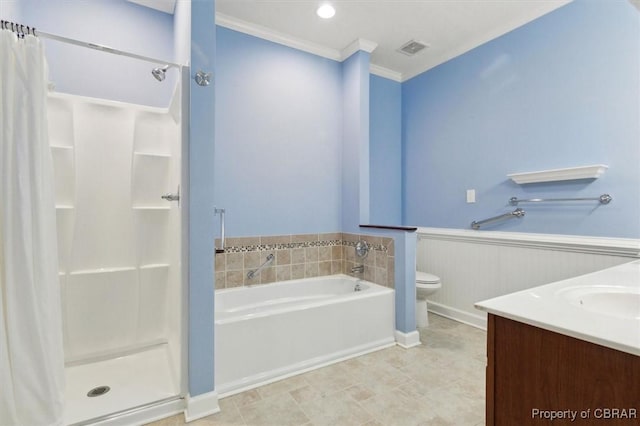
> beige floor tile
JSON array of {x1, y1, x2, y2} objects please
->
[
  {"x1": 239, "y1": 392, "x2": 310, "y2": 426},
  {"x1": 359, "y1": 391, "x2": 440, "y2": 426},
  {"x1": 361, "y1": 421, "x2": 385, "y2": 426},
  {"x1": 433, "y1": 401, "x2": 485, "y2": 426},
  {"x1": 414, "y1": 416, "x2": 458, "y2": 426},
  {"x1": 228, "y1": 389, "x2": 262, "y2": 407},
  {"x1": 255, "y1": 374, "x2": 308, "y2": 399},
  {"x1": 347, "y1": 362, "x2": 410, "y2": 396},
  {"x1": 298, "y1": 390, "x2": 371, "y2": 425},
  {"x1": 289, "y1": 384, "x2": 322, "y2": 404},
  {"x1": 397, "y1": 361, "x2": 455, "y2": 390},
  {"x1": 147, "y1": 414, "x2": 185, "y2": 426},
  {"x1": 344, "y1": 384, "x2": 375, "y2": 402},
  {"x1": 303, "y1": 363, "x2": 356, "y2": 397}
]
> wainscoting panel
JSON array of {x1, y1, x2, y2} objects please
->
[{"x1": 416, "y1": 228, "x2": 639, "y2": 328}]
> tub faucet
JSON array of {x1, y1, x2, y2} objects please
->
[{"x1": 351, "y1": 264, "x2": 364, "y2": 274}]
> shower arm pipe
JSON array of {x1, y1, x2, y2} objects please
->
[
  {"x1": 31, "y1": 27, "x2": 182, "y2": 68},
  {"x1": 509, "y1": 194, "x2": 612, "y2": 206},
  {"x1": 215, "y1": 207, "x2": 225, "y2": 254},
  {"x1": 471, "y1": 208, "x2": 525, "y2": 230},
  {"x1": 247, "y1": 254, "x2": 275, "y2": 280}
]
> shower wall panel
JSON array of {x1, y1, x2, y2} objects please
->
[
  {"x1": 48, "y1": 93, "x2": 180, "y2": 363},
  {"x1": 71, "y1": 102, "x2": 136, "y2": 271}
]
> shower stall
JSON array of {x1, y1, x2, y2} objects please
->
[{"x1": 47, "y1": 60, "x2": 187, "y2": 424}]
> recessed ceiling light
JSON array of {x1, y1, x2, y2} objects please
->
[{"x1": 317, "y1": 3, "x2": 336, "y2": 19}]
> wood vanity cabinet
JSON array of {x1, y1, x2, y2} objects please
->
[{"x1": 486, "y1": 314, "x2": 640, "y2": 425}]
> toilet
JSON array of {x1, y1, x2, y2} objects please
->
[{"x1": 416, "y1": 271, "x2": 442, "y2": 327}]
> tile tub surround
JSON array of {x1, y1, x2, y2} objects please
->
[{"x1": 214, "y1": 233, "x2": 394, "y2": 290}]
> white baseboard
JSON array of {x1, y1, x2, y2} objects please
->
[
  {"x1": 184, "y1": 391, "x2": 220, "y2": 423},
  {"x1": 395, "y1": 330, "x2": 421, "y2": 348},
  {"x1": 427, "y1": 301, "x2": 487, "y2": 330}
]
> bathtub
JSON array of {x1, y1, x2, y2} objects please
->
[{"x1": 214, "y1": 274, "x2": 395, "y2": 396}]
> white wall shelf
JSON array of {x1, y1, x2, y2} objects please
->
[
  {"x1": 56, "y1": 205, "x2": 75, "y2": 209},
  {"x1": 507, "y1": 164, "x2": 608, "y2": 184}
]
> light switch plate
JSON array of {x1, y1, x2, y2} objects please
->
[{"x1": 466, "y1": 189, "x2": 476, "y2": 203}]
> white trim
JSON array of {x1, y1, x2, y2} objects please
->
[
  {"x1": 215, "y1": 13, "x2": 404, "y2": 80},
  {"x1": 341, "y1": 38, "x2": 378, "y2": 60},
  {"x1": 184, "y1": 391, "x2": 220, "y2": 423},
  {"x1": 216, "y1": 14, "x2": 387, "y2": 69},
  {"x1": 394, "y1": 330, "x2": 421, "y2": 348},
  {"x1": 370, "y1": 64, "x2": 402, "y2": 82},
  {"x1": 417, "y1": 227, "x2": 640, "y2": 258},
  {"x1": 427, "y1": 302, "x2": 487, "y2": 330},
  {"x1": 216, "y1": 13, "x2": 342, "y2": 61}
]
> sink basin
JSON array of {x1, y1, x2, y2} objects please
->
[{"x1": 558, "y1": 286, "x2": 640, "y2": 320}]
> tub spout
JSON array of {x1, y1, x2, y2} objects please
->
[{"x1": 351, "y1": 265, "x2": 364, "y2": 274}]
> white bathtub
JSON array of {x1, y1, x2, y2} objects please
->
[{"x1": 214, "y1": 274, "x2": 395, "y2": 396}]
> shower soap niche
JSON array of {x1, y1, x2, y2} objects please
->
[{"x1": 507, "y1": 164, "x2": 608, "y2": 184}]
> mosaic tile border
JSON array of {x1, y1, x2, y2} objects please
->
[{"x1": 221, "y1": 239, "x2": 387, "y2": 254}]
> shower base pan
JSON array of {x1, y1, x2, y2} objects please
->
[{"x1": 64, "y1": 344, "x2": 181, "y2": 425}]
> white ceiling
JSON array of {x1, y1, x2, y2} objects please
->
[
  {"x1": 130, "y1": 0, "x2": 573, "y2": 82},
  {"x1": 215, "y1": 0, "x2": 572, "y2": 81},
  {"x1": 127, "y1": 0, "x2": 176, "y2": 15}
]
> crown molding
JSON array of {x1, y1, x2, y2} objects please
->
[
  {"x1": 216, "y1": 13, "x2": 399, "y2": 79},
  {"x1": 340, "y1": 38, "x2": 378, "y2": 60},
  {"x1": 370, "y1": 64, "x2": 403, "y2": 82},
  {"x1": 216, "y1": 13, "x2": 342, "y2": 61}
]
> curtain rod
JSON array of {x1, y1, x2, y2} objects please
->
[{"x1": 1, "y1": 19, "x2": 182, "y2": 68}]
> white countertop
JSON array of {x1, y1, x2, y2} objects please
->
[{"x1": 475, "y1": 260, "x2": 640, "y2": 356}]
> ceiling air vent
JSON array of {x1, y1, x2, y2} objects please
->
[{"x1": 397, "y1": 40, "x2": 430, "y2": 56}]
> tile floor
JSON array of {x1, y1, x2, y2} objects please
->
[{"x1": 147, "y1": 313, "x2": 487, "y2": 426}]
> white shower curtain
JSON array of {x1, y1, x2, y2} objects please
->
[{"x1": 0, "y1": 30, "x2": 65, "y2": 426}]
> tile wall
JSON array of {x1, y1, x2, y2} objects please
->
[{"x1": 214, "y1": 233, "x2": 394, "y2": 290}]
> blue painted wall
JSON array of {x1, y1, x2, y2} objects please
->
[
  {"x1": 189, "y1": 0, "x2": 216, "y2": 397},
  {"x1": 341, "y1": 50, "x2": 371, "y2": 232},
  {"x1": 402, "y1": 0, "x2": 640, "y2": 238},
  {"x1": 6, "y1": 0, "x2": 176, "y2": 107},
  {"x1": 214, "y1": 27, "x2": 343, "y2": 237},
  {"x1": 370, "y1": 75, "x2": 402, "y2": 226}
]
